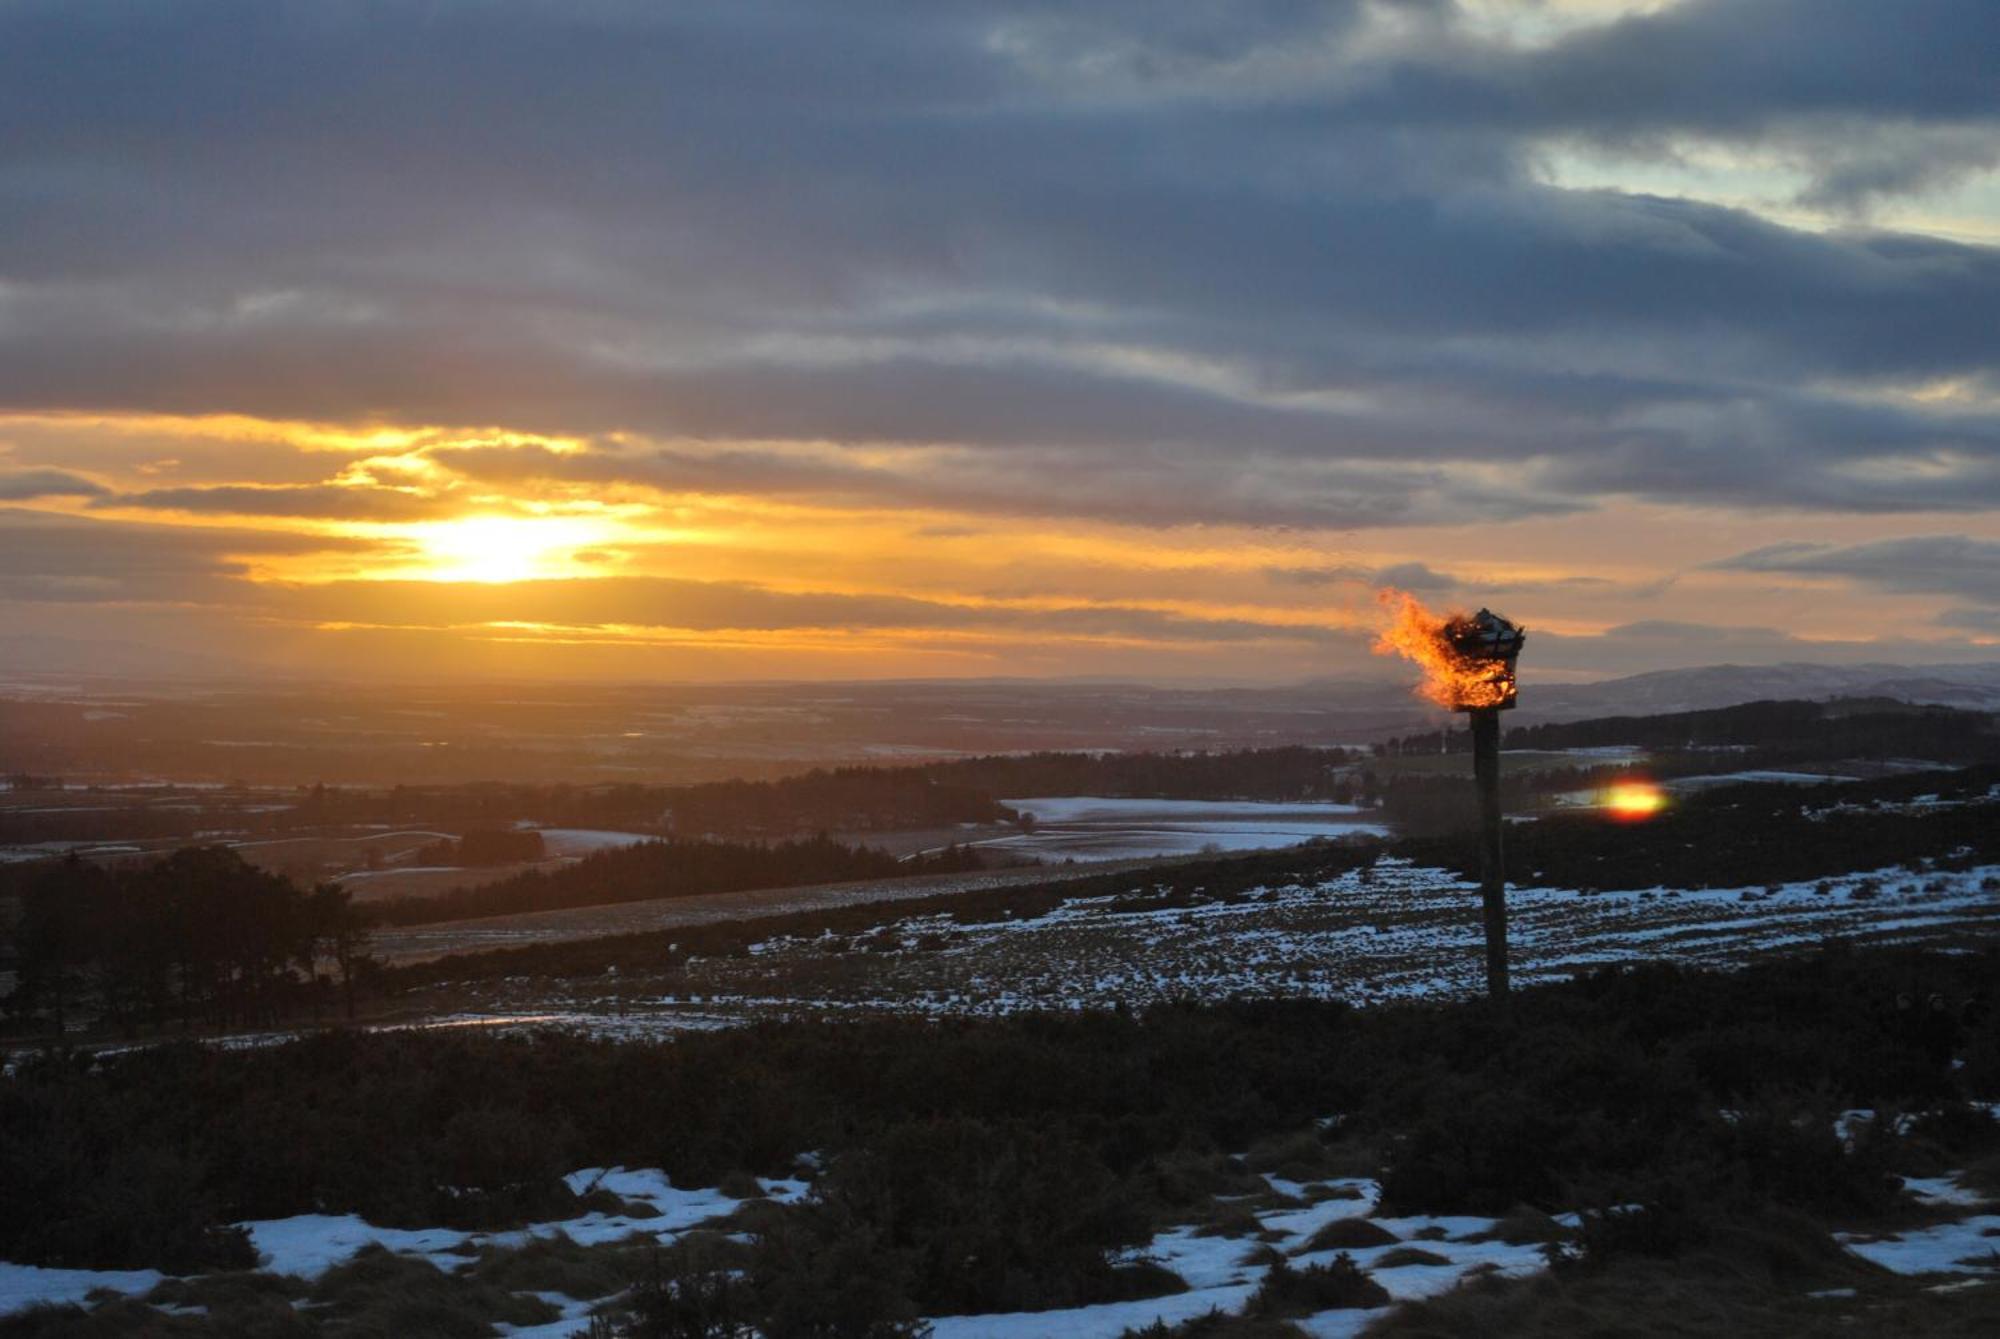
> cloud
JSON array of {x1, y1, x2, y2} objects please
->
[
  {"x1": 0, "y1": 468, "x2": 107, "y2": 500},
  {"x1": 1711, "y1": 535, "x2": 2000, "y2": 608},
  {"x1": 94, "y1": 483, "x2": 453, "y2": 521},
  {"x1": 1530, "y1": 617, "x2": 1997, "y2": 676},
  {"x1": 1264, "y1": 560, "x2": 1456, "y2": 590},
  {"x1": 0, "y1": 0, "x2": 1995, "y2": 533},
  {"x1": 0, "y1": 507, "x2": 369, "y2": 603},
  {"x1": 264, "y1": 575, "x2": 1347, "y2": 649},
  {"x1": 433, "y1": 437, "x2": 1579, "y2": 530}
]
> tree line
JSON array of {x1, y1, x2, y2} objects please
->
[
  {"x1": 1502, "y1": 696, "x2": 1998, "y2": 760},
  {"x1": 365, "y1": 834, "x2": 991, "y2": 926},
  {"x1": 4, "y1": 847, "x2": 371, "y2": 1036},
  {"x1": 905, "y1": 745, "x2": 1362, "y2": 803}
]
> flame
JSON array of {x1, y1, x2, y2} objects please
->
[{"x1": 1370, "y1": 589, "x2": 1516, "y2": 710}]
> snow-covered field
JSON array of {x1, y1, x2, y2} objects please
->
[
  {"x1": 975, "y1": 796, "x2": 1388, "y2": 863},
  {"x1": 7, "y1": 1151, "x2": 1993, "y2": 1334},
  {"x1": 926, "y1": 1176, "x2": 1547, "y2": 1339},
  {"x1": 423, "y1": 858, "x2": 1999, "y2": 1035},
  {"x1": 522, "y1": 828, "x2": 657, "y2": 859},
  {"x1": 0, "y1": 1166, "x2": 803, "y2": 1322}
]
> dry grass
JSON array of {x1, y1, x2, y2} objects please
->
[
  {"x1": 1365, "y1": 1266, "x2": 2000, "y2": 1338},
  {"x1": 308, "y1": 1244, "x2": 560, "y2": 1337},
  {"x1": 1364, "y1": 1210, "x2": 1986, "y2": 1339},
  {"x1": 1296, "y1": 1218, "x2": 1401, "y2": 1253},
  {"x1": 467, "y1": 1231, "x2": 643, "y2": 1300},
  {"x1": 1459, "y1": 1206, "x2": 1568, "y2": 1247},
  {"x1": 1373, "y1": 1246, "x2": 1454, "y2": 1268}
]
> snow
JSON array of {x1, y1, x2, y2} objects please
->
[
  {"x1": 1294, "y1": 1310, "x2": 1395, "y2": 1339},
  {"x1": 1665, "y1": 771, "x2": 1855, "y2": 791},
  {"x1": 0, "y1": 1167, "x2": 806, "y2": 1318},
  {"x1": 983, "y1": 796, "x2": 1388, "y2": 862},
  {"x1": 529, "y1": 829, "x2": 656, "y2": 858},
  {"x1": 0, "y1": 1263, "x2": 162, "y2": 1317},
  {"x1": 1840, "y1": 1215, "x2": 2000, "y2": 1275},
  {"x1": 1, "y1": 1155, "x2": 1539, "y2": 1330},
  {"x1": 239, "y1": 1169, "x2": 816, "y2": 1282},
  {"x1": 1832, "y1": 1165, "x2": 2000, "y2": 1278},
  {"x1": 1901, "y1": 1175, "x2": 1994, "y2": 1209},
  {"x1": 497, "y1": 1290, "x2": 608, "y2": 1337},
  {"x1": 928, "y1": 1283, "x2": 1258, "y2": 1339},
  {"x1": 1004, "y1": 797, "x2": 1372, "y2": 824},
  {"x1": 926, "y1": 1172, "x2": 1541, "y2": 1337},
  {"x1": 245, "y1": 1216, "x2": 469, "y2": 1279}
]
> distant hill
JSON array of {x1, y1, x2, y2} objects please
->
[
  {"x1": 1501, "y1": 696, "x2": 1999, "y2": 760},
  {"x1": 1514, "y1": 661, "x2": 2000, "y2": 720},
  {"x1": 0, "y1": 634, "x2": 271, "y2": 682}
]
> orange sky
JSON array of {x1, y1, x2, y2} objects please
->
[
  {"x1": 5, "y1": 409, "x2": 1995, "y2": 683},
  {"x1": 6, "y1": 4, "x2": 1999, "y2": 683}
]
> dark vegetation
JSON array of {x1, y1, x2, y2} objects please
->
[
  {"x1": 365, "y1": 834, "x2": 990, "y2": 926},
  {"x1": 373, "y1": 842, "x2": 1385, "y2": 990},
  {"x1": 1503, "y1": 697, "x2": 1998, "y2": 761},
  {"x1": 412, "y1": 827, "x2": 546, "y2": 867},
  {"x1": 0, "y1": 764, "x2": 1013, "y2": 850},
  {"x1": 356, "y1": 763, "x2": 2000, "y2": 994},
  {"x1": 5, "y1": 698, "x2": 2000, "y2": 1332},
  {"x1": 2, "y1": 698, "x2": 1987, "y2": 859},
  {"x1": 1386, "y1": 697, "x2": 1997, "y2": 770},
  {"x1": 5, "y1": 942, "x2": 1998, "y2": 1331},
  {"x1": 9, "y1": 759, "x2": 1997, "y2": 1027},
  {"x1": 1405, "y1": 763, "x2": 2000, "y2": 892},
  {"x1": 2, "y1": 848, "x2": 370, "y2": 1037},
  {"x1": 0, "y1": 745, "x2": 1371, "y2": 864},
  {"x1": 1377, "y1": 697, "x2": 2000, "y2": 835},
  {"x1": 909, "y1": 745, "x2": 1360, "y2": 803}
]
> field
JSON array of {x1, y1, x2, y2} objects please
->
[
  {"x1": 366, "y1": 858, "x2": 1166, "y2": 966},
  {"x1": 389, "y1": 854, "x2": 2000, "y2": 1037}
]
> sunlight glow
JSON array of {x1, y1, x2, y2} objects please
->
[
  {"x1": 1604, "y1": 781, "x2": 1668, "y2": 821},
  {"x1": 408, "y1": 515, "x2": 617, "y2": 583}
]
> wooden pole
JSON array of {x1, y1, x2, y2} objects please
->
[{"x1": 1469, "y1": 707, "x2": 1509, "y2": 1002}]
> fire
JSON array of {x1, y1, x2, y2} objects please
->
[
  {"x1": 1603, "y1": 780, "x2": 1667, "y2": 821},
  {"x1": 1371, "y1": 589, "x2": 1519, "y2": 711}
]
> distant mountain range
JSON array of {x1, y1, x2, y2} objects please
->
[
  {"x1": 1514, "y1": 661, "x2": 2000, "y2": 720},
  {"x1": 2, "y1": 634, "x2": 1996, "y2": 761}
]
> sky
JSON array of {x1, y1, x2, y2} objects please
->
[{"x1": 4, "y1": 0, "x2": 2000, "y2": 684}]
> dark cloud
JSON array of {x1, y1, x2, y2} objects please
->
[
  {"x1": 0, "y1": 507, "x2": 370, "y2": 603},
  {"x1": 265, "y1": 575, "x2": 1344, "y2": 648},
  {"x1": 1371, "y1": 561, "x2": 1458, "y2": 592},
  {"x1": 1712, "y1": 536, "x2": 2000, "y2": 606},
  {"x1": 0, "y1": 1, "x2": 1996, "y2": 528},
  {"x1": 435, "y1": 439, "x2": 1580, "y2": 530},
  {"x1": 1263, "y1": 561, "x2": 1455, "y2": 590},
  {"x1": 95, "y1": 483, "x2": 453, "y2": 521},
  {"x1": 1530, "y1": 618, "x2": 1997, "y2": 676},
  {"x1": 0, "y1": 468, "x2": 106, "y2": 500}
]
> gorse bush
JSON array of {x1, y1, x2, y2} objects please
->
[{"x1": 1248, "y1": 1254, "x2": 1388, "y2": 1316}]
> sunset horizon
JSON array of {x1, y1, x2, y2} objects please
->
[
  {"x1": 5, "y1": 2, "x2": 1998, "y2": 686},
  {"x1": 6, "y1": 9, "x2": 2000, "y2": 1332}
]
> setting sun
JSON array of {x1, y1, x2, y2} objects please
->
[{"x1": 409, "y1": 515, "x2": 615, "y2": 583}]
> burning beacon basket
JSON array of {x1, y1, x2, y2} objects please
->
[{"x1": 1441, "y1": 608, "x2": 1526, "y2": 712}]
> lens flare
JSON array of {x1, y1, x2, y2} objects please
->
[{"x1": 1603, "y1": 780, "x2": 1667, "y2": 821}]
